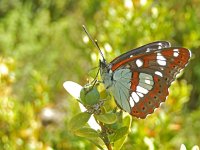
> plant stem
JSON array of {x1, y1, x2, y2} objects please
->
[{"x1": 99, "y1": 121, "x2": 112, "y2": 150}]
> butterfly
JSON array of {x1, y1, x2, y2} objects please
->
[
  {"x1": 82, "y1": 25, "x2": 191, "y2": 119},
  {"x1": 100, "y1": 41, "x2": 191, "y2": 119}
]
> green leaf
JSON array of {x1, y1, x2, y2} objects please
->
[
  {"x1": 94, "y1": 113, "x2": 117, "y2": 124},
  {"x1": 69, "y1": 112, "x2": 91, "y2": 131},
  {"x1": 88, "y1": 138, "x2": 105, "y2": 150},
  {"x1": 74, "y1": 127, "x2": 105, "y2": 150},
  {"x1": 113, "y1": 135, "x2": 127, "y2": 150},
  {"x1": 74, "y1": 127, "x2": 99, "y2": 138},
  {"x1": 74, "y1": 127, "x2": 105, "y2": 149},
  {"x1": 99, "y1": 89, "x2": 110, "y2": 100},
  {"x1": 111, "y1": 126, "x2": 129, "y2": 142},
  {"x1": 103, "y1": 96, "x2": 116, "y2": 112},
  {"x1": 80, "y1": 88, "x2": 86, "y2": 103},
  {"x1": 123, "y1": 115, "x2": 132, "y2": 128}
]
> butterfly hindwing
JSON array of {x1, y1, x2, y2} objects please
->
[{"x1": 107, "y1": 43, "x2": 191, "y2": 119}]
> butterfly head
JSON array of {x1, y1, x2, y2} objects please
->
[
  {"x1": 99, "y1": 59, "x2": 113, "y2": 89},
  {"x1": 99, "y1": 59, "x2": 107, "y2": 69}
]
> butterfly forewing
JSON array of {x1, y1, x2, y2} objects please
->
[
  {"x1": 107, "y1": 42, "x2": 191, "y2": 119},
  {"x1": 111, "y1": 41, "x2": 171, "y2": 69}
]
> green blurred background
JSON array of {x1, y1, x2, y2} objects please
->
[{"x1": 0, "y1": 0, "x2": 200, "y2": 149}]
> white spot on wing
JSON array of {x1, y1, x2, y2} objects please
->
[
  {"x1": 139, "y1": 73, "x2": 153, "y2": 80},
  {"x1": 155, "y1": 71, "x2": 163, "y2": 77},
  {"x1": 157, "y1": 53, "x2": 166, "y2": 60},
  {"x1": 136, "y1": 59, "x2": 143, "y2": 67},
  {"x1": 157, "y1": 53, "x2": 166, "y2": 66},
  {"x1": 130, "y1": 55, "x2": 133, "y2": 58},
  {"x1": 138, "y1": 73, "x2": 154, "y2": 91},
  {"x1": 137, "y1": 92, "x2": 144, "y2": 97},
  {"x1": 131, "y1": 92, "x2": 140, "y2": 103},
  {"x1": 157, "y1": 60, "x2": 166, "y2": 66},
  {"x1": 138, "y1": 82, "x2": 153, "y2": 90},
  {"x1": 146, "y1": 48, "x2": 150, "y2": 52},
  {"x1": 173, "y1": 49, "x2": 179, "y2": 52},
  {"x1": 145, "y1": 79, "x2": 151, "y2": 85},
  {"x1": 136, "y1": 86, "x2": 149, "y2": 94},
  {"x1": 173, "y1": 52, "x2": 179, "y2": 57},
  {"x1": 129, "y1": 97, "x2": 135, "y2": 107}
]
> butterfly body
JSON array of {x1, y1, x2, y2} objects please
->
[{"x1": 100, "y1": 41, "x2": 191, "y2": 119}]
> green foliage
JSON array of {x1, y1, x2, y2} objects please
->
[
  {"x1": 74, "y1": 127, "x2": 100, "y2": 139},
  {"x1": 69, "y1": 112, "x2": 91, "y2": 131},
  {"x1": 66, "y1": 81, "x2": 132, "y2": 149},
  {"x1": 94, "y1": 113, "x2": 117, "y2": 124},
  {"x1": 110, "y1": 126, "x2": 129, "y2": 142},
  {"x1": 0, "y1": 0, "x2": 199, "y2": 149}
]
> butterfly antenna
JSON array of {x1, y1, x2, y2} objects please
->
[{"x1": 82, "y1": 25, "x2": 106, "y2": 62}]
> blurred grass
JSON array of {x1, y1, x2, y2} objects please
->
[{"x1": 0, "y1": 0, "x2": 200, "y2": 149}]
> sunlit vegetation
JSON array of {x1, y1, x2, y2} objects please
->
[{"x1": 0, "y1": 0, "x2": 200, "y2": 149}]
